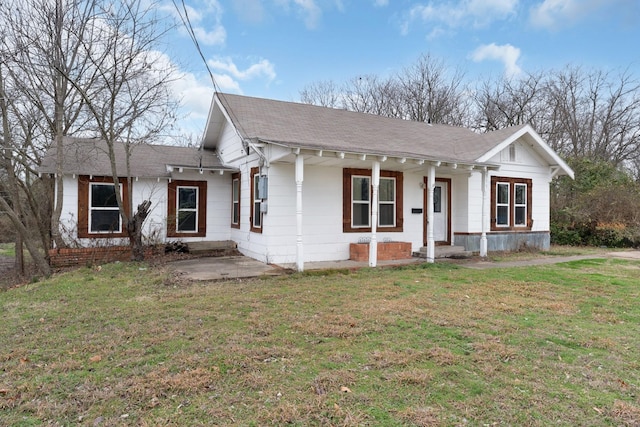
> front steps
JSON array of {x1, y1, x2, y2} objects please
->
[
  {"x1": 413, "y1": 245, "x2": 473, "y2": 259},
  {"x1": 184, "y1": 240, "x2": 239, "y2": 256}
]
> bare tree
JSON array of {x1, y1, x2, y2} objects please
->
[
  {"x1": 60, "y1": 0, "x2": 178, "y2": 260},
  {"x1": 300, "y1": 80, "x2": 342, "y2": 108},
  {"x1": 472, "y1": 71, "x2": 546, "y2": 132},
  {"x1": 544, "y1": 66, "x2": 640, "y2": 166},
  {"x1": 396, "y1": 53, "x2": 469, "y2": 125}
]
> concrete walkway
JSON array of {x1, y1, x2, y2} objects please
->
[{"x1": 168, "y1": 250, "x2": 640, "y2": 281}]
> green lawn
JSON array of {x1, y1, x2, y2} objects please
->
[{"x1": 1, "y1": 258, "x2": 639, "y2": 426}]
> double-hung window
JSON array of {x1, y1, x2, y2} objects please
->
[
  {"x1": 378, "y1": 177, "x2": 396, "y2": 227},
  {"x1": 250, "y1": 167, "x2": 263, "y2": 233},
  {"x1": 343, "y1": 168, "x2": 403, "y2": 232},
  {"x1": 231, "y1": 173, "x2": 240, "y2": 228},
  {"x1": 167, "y1": 180, "x2": 207, "y2": 238},
  {"x1": 78, "y1": 176, "x2": 130, "y2": 238},
  {"x1": 351, "y1": 175, "x2": 371, "y2": 228},
  {"x1": 491, "y1": 177, "x2": 532, "y2": 231},
  {"x1": 176, "y1": 186, "x2": 198, "y2": 233},
  {"x1": 90, "y1": 182, "x2": 122, "y2": 233}
]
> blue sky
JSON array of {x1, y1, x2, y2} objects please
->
[{"x1": 165, "y1": 0, "x2": 640, "y2": 136}]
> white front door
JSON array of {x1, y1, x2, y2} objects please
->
[
  {"x1": 424, "y1": 178, "x2": 450, "y2": 245},
  {"x1": 433, "y1": 181, "x2": 448, "y2": 242}
]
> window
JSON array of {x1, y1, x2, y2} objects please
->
[
  {"x1": 378, "y1": 177, "x2": 396, "y2": 227},
  {"x1": 343, "y1": 168, "x2": 403, "y2": 233},
  {"x1": 231, "y1": 173, "x2": 240, "y2": 228},
  {"x1": 491, "y1": 176, "x2": 532, "y2": 231},
  {"x1": 90, "y1": 182, "x2": 122, "y2": 233},
  {"x1": 176, "y1": 186, "x2": 198, "y2": 232},
  {"x1": 352, "y1": 175, "x2": 370, "y2": 227},
  {"x1": 250, "y1": 167, "x2": 262, "y2": 233},
  {"x1": 78, "y1": 176, "x2": 130, "y2": 238},
  {"x1": 167, "y1": 180, "x2": 207, "y2": 238}
]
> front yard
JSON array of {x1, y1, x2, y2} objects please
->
[{"x1": 1, "y1": 257, "x2": 639, "y2": 425}]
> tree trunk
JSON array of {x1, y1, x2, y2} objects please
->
[{"x1": 128, "y1": 200, "x2": 151, "y2": 261}]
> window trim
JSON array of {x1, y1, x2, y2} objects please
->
[
  {"x1": 167, "y1": 180, "x2": 207, "y2": 238},
  {"x1": 378, "y1": 176, "x2": 396, "y2": 227},
  {"x1": 351, "y1": 175, "x2": 371, "y2": 228},
  {"x1": 250, "y1": 167, "x2": 263, "y2": 233},
  {"x1": 78, "y1": 176, "x2": 130, "y2": 239},
  {"x1": 490, "y1": 176, "x2": 532, "y2": 231},
  {"x1": 231, "y1": 172, "x2": 241, "y2": 229},
  {"x1": 343, "y1": 168, "x2": 403, "y2": 233}
]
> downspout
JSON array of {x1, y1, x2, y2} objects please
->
[{"x1": 369, "y1": 161, "x2": 380, "y2": 267}]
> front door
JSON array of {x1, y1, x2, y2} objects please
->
[{"x1": 424, "y1": 178, "x2": 451, "y2": 245}]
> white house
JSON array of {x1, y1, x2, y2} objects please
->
[{"x1": 40, "y1": 93, "x2": 574, "y2": 271}]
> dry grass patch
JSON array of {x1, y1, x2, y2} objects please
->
[{"x1": 396, "y1": 406, "x2": 443, "y2": 426}]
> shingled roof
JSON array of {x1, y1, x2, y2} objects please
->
[
  {"x1": 39, "y1": 137, "x2": 231, "y2": 178},
  {"x1": 207, "y1": 93, "x2": 529, "y2": 165}
]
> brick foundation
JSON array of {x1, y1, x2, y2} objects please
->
[
  {"x1": 349, "y1": 242, "x2": 412, "y2": 262},
  {"x1": 48, "y1": 246, "x2": 154, "y2": 268}
]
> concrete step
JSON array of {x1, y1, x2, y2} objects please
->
[
  {"x1": 185, "y1": 240, "x2": 238, "y2": 255},
  {"x1": 413, "y1": 245, "x2": 473, "y2": 259}
]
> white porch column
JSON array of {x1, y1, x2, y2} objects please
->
[
  {"x1": 426, "y1": 164, "x2": 436, "y2": 263},
  {"x1": 295, "y1": 154, "x2": 304, "y2": 272},
  {"x1": 369, "y1": 161, "x2": 380, "y2": 267},
  {"x1": 480, "y1": 167, "x2": 488, "y2": 257}
]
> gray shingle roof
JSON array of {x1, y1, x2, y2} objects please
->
[
  {"x1": 39, "y1": 137, "x2": 230, "y2": 177},
  {"x1": 214, "y1": 93, "x2": 527, "y2": 164}
]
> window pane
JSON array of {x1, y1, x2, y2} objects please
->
[
  {"x1": 91, "y1": 184, "x2": 118, "y2": 208},
  {"x1": 232, "y1": 202, "x2": 239, "y2": 224},
  {"x1": 91, "y1": 210, "x2": 120, "y2": 232},
  {"x1": 515, "y1": 206, "x2": 526, "y2": 225},
  {"x1": 497, "y1": 183, "x2": 509, "y2": 204},
  {"x1": 177, "y1": 210, "x2": 197, "y2": 232},
  {"x1": 352, "y1": 177, "x2": 370, "y2": 202},
  {"x1": 379, "y1": 178, "x2": 394, "y2": 202},
  {"x1": 433, "y1": 186, "x2": 442, "y2": 213},
  {"x1": 178, "y1": 187, "x2": 197, "y2": 209},
  {"x1": 497, "y1": 206, "x2": 509, "y2": 225},
  {"x1": 253, "y1": 202, "x2": 261, "y2": 227},
  {"x1": 353, "y1": 203, "x2": 370, "y2": 227},
  {"x1": 379, "y1": 204, "x2": 394, "y2": 226},
  {"x1": 515, "y1": 184, "x2": 526, "y2": 204},
  {"x1": 232, "y1": 179, "x2": 239, "y2": 202}
]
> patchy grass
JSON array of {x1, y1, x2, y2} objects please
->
[
  {"x1": 0, "y1": 242, "x2": 15, "y2": 257},
  {"x1": 1, "y1": 258, "x2": 640, "y2": 426},
  {"x1": 486, "y1": 244, "x2": 609, "y2": 262}
]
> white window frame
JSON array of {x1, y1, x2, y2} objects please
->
[
  {"x1": 514, "y1": 183, "x2": 527, "y2": 227},
  {"x1": 378, "y1": 177, "x2": 396, "y2": 227},
  {"x1": 89, "y1": 182, "x2": 122, "y2": 233},
  {"x1": 495, "y1": 181, "x2": 510, "y2": 227},
  {"x1": 252, "y1": 174, "x2": 262, "y2": 229},
  {"x1": 351, "y1": 175, "x2": 371, "y2": 228},
  {"x1": 232, "y1": 176, "x2": 240, "y2": 226},
  {"x1": 176, "y1": 185, "x2": 199, "y2": 233}
]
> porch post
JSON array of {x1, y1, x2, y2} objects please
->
[
  {"x1": 426, "y1": 164, "x2": 436, "y2": 263},
  {"x1": 295, "y1": 154, "x2": 304, "y2": 272},
  {"x1": 480, "y1": 167, "x2": 488, "y2": 257},
  {"x1": 369, "y1": 161, "x2": 380, "y2": 267}
]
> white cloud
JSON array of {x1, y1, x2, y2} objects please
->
[
  {"x1": 374, "y1": 0, "x2": 389, "y2": 7},
  {"x1": 231, "y1": 0, "x2": 266, "y2": 23},
  {"x1": 404, "y1": 0, "x2": 518, "y2": 33},
  {"x1": 529, "y1": 0, "x2": 613, "y2": 30},
  {"x1": 274, "y1": 0, "x2": 323, "y2": 29},
  {"x1": 471, "y1": 43, "x2": 523, "y2": 78},
  {"x1": 169, "y1": 0, "x2": 226, "y2": 46},
  {"x1": 205, "y1": 56, "x2": 277, "y2": 93}
]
